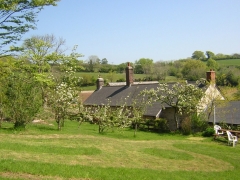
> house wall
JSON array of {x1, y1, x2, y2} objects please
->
[
  {"x1": 198, "y1": 84, "x2": 225, "y2": 113},
  {"x1": 159, "y1": 108, "x2": 176, "y2": 131}
]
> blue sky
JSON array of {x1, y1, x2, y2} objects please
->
[{"x1": 23, "y1": 0, "x2": 240, "y2": 64}]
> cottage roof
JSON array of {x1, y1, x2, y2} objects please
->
[
  {"x1": 107, "y1": 81, "x2": 159, "y2": 86},
  {"x1": 83, "y1": 82, "x2": 205, "y2": 117},
  {"x1": 84, "y1": 83, "x2": 170, "y2": 117},
  {"x1": 208, "y1": 101, "x2": 240, "y2": 125},
  {"x1": 84, "y1": 83, "x2": 161, "y2": 106}
]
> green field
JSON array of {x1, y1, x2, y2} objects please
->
[
  {"x1": 216, "y1": 59, "x2": 240, "y2": 66},
  {"x1": 76, "y1": 72, "x2": 147, "y2": 81},
  {"x1": 0, "y1": 121, "x2": 239, "y2": 180}
]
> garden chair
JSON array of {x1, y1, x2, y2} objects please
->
[
  {"x1": 214, "y1": 125, "x2": 224, "y2": 135},
  {"x1": 226, "y1": 131, "x2": 238, "y2": 147}
]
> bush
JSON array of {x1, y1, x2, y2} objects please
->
[
  {"x1": 139, "y1": 118, "x2": 169, "y2": 133},
  {"x1": 202, "y1": 127, "x2": 215, "y2": 137},
  {"x1": 191, "y1": 113, "x2": 208, "y2": 133},
  {"x1": 155, "y1": 118, "x2": 170, "y2": 132},
  {"x1": 4, "y1": 72, "x2": 42, "y2": 128},
  {"x1": 116, "y1": 78, "x2": 125, "y2": 82}
]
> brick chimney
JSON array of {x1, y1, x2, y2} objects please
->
[
  {"x1": 206, "y1": 69, "x2": 215, "y2": 83},
  {"x1": 125, "y1": 62, "x2": 134, "y2": 86},
  {"x1": 96, "y1": 77, "x2": 104, "y2": 90}
]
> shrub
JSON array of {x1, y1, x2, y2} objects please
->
[
  {"x1": 202, "y1": 127, "x2": 215, "y2": 137},
  {"x1": 191, "y1": 113, "x2": 208, "y2": 133},
  {"x1": 4, "y1": 72, "x2": 42, "y2": 128},
  {"x1": 139, "y1": 118, "x2": 169, "y2": 133},
  {"x1": 116, "y1": 78, "x2": 125, "y2": 82}
]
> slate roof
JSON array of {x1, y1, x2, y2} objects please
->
[
  {"x1": 107, "y1": 81, "x2": 159, "y2": 86},
  {"x1": 83, "y1": 83, "x2": 167, "y2": 117},
  {"x1": 83, "y1": 81, "x2": 207, "y2": 117},
  {"x1": 208, "y1": 101, "x2": 240, "y2": 125}
]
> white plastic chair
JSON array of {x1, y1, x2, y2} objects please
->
[
  {"x1": 214, "y1": 125, "x2": 224, "y2": 135},
  {"x1": 226, "y1": 131, "x2": 238, "y2": 147}
]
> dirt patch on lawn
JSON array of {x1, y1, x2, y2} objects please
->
[
  {"x1": 0, "y1": 172, "x2": 92, "y2": 180},
  {"x1": 187, "y1": 137, "x2": 206, "y2": 141}
]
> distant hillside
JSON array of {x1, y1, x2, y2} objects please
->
[{"x1": 216, "y1": 59, "x2": 240, "y2": 66}]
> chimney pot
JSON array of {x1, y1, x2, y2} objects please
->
[
  {"x1": 96, "y1": 77, "x2": 104, "y2": 90},
  {"x1": 206, "y1": 70, "x2": 216, "y2": 83},
  {"x1": 126, "y1": 62, "x2": 133, "y2": 86}
]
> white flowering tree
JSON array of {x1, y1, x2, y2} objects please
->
[
  {"x1": 130, "y1": 93, "x2": 155, "y2": 137},
  {"x1": 48, "y1": 46, "x2": 83, "y2": 130},
  {"x1": 142, "y1": 82, "x2": 204, "y2": 130},
  {"x1": 49, "y1": 81, "x2": 78, "y2": 130}
]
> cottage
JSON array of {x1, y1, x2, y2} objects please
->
[{"x1": 83, "y1": 63, "x2": 224, "y2": 131}]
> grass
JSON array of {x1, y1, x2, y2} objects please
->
[
  {"x1": 78, "y1": 72, "x2": 179, "y2": 91},
  {"x1": 216, "y1": 59, "x2": 240, "y2": 66},
  {"x1": 0, "y1": 120, "x2": 239, "y2": 180},
  {"x1": 76, "y1": 72, "x2": 146, "y2": 82}
]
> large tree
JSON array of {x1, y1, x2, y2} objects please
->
[
  {"x1": 22, "y1": 34, "x2": 67, "y2": 72},
  {"x1": 206, "y1": 58, "x2": 219, "y2": 70},
  {"x1": 20, "y1": 34, "x2": 83, "y2": 106},
  {"x1": 135, "y1": 58, "x2": 153, "y2": 74},
  {"x1": 192, "y1": 51, "x2": 205, "y2": 60},
  {"x1": 0, "y1": 0, "x2": 59, "y2": 56},
  {"x1": 181, "y1": 60, "x2": 207, "y2": 81},
  {"x1": 206, "y1": 51, "x2": 215, "y2": 59},
  {"x1": 86, "y1": 55, "x2": 100, "y2": 72},
  {"x1": 152, "y1": 61, "x2": 168, "y2": 81},
  {"x1": 4, "y1": 71, "x2": 42, "y2": 128}
]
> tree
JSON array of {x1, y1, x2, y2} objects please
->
[
  {"x1": 192, "y1": 51, "x2": 205, "y2": 60},
  {"x1": 48, "y1": 56, "x2": 82, "y2": 130},
  {"x1": 101, "y1": 58, "x2": 108, "y2": 64},
  {"x1": 135, "y1": 58, "x2": 153, "y2": 74},
  {"x1": 152, "y1": 61, "x2": 169, "y2": 81},
  {"x1": 206, "y1": 58, "x2": 219, "y2": 70},
  {"x1": 22, "y1": 34, "x2": 66, "y2": 72},
  {"x1": 142, "y1": 82, "x2": 204, "y2": 129},
  {"x1": 4, "y1": 71, "x2": 42, "y2": 128},
  {"x1": 20, "y1": 35, "x2": 83, "y2": 106},
  {"x1": 214, "y1": 53, "x2": 227, "y2": 60},
  {"x1": 0, "y1": 0, "x2": 59, "y2": 56},
  {"x1": 0, "y1": 56, "x2": 15, "y2": 127},
  {"x1": 206, "y1": 51, "x2": 215, "y2": 59},
  {"x1": 181, "y1": 60, "x2": 207, "y2": 81},
  {"x1": 217, "y1": 68, "x2": 240, "y2": 87},
  {"x1": 86, "y1": 55, "x2": 100, "y2": 72},
  {"x1": 116, "y1": 63, "x2": 127, "y2": 73}
]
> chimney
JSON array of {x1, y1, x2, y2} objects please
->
[
  {"x1": 206, "y1": 69, "x2": 215, "y2": 83},
  {"x1": 96, "y1": 77, "x2": 104, "y2": 90},
  {"x1": 125, "y1": 62, "x2": 134, "y2": 86}
]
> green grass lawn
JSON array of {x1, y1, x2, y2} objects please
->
[{"x1": 0, "y1": 120, "x2": 239, "y2": 180}]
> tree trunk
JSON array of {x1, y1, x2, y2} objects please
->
[
  {"x1": 98, "y1": 120, "x2": 101, "y2": 133},
  {"x1": 58, "y1": 119, "x2": 61, "y2": 131},
  {"x1": 174, "y1": 107, "x2": 179, "y2": 130}
]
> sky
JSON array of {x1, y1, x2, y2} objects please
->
[{"x1": 21, "y1": 0, "x2": 240, "y2": 65}]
